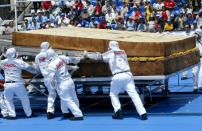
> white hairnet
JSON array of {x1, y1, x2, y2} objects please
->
[
  {"x1": 109, "y1": 41, "x2": 120, "y2": 50},
  {"x1": 47, "y1": 48, "x2": 58, "y2": 61},
  {"x1": 6, "y1": 48, "x2": 16, "y2": 58},
  {"x1": 40, "y1": 42, "x2": 50, "y2": 51}
]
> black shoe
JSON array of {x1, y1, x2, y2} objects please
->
[
  {"x1": 3, "y1": 116, "x2": 9, "y2": 119},
  {"x1": 181, "y1": 77, "x2": 188, "y2": 80},
  {"x1": 63, "y1": 113, "x2": 74, "y2": 118},
  {"x1": 193, "y1": 89, "x2": 198, "y2": 93},
  {"x1": 112, "y1": 109, "x2": 123, "y2": 119},
  {"x1": 6, "y1": 116, "x2": 16, "y2": 120},
  {"x1": 140, "y1": 113, "x2": 148, "y2": 120},
  {"x1": 47, "y1": 112, "x2": 54, "y2": 119},
  {"x1": 70, "y1": 116, "x2": 83, "y2": 120}
]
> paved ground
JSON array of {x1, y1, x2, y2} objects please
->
[{"x1": 1, "y1": 68, "x2": 202, "y2": 131}]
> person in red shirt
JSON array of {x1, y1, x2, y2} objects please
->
[
  {"x1": 42, "y1": 1, "x2": 52, "y2": 10},
  {"x1": 134, "y1": 8, "x2": 143, "y2": 21},
  {"x1": 98, "y1": 17, "x2": 107, "y2": 29},
  {"x1": 162, "y1": 6, "x2": 168, "y2": 20},
  {"x1": 95, "y1": 1, "x2": 102, "y2": 17},
  {"x1": 75, "y1": 0, "x2": 83, "y2": 11},
  {"x1": 164, "y1": 0, "x2": 176, "y2": 10}
]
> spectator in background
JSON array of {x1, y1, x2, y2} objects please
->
[
  {"x1": 164, "y1": 18, "x2": 173, "y2": 31},
  {"x1": 174, "y1": 11, "x2": 185, "y2": 31},
  {"x1": 5, "y1": 21, "x2": 15, "y2": 35},
  {"x1": 28, "y1": 10, "x2": 37, "y2": 24},
  {"x1": 80, "y1": 7, "x2": 90, "y2": 21},
  {"x1": 45, "y1": 11, "x2": 55, "y2": 23},
  {"x1": 115, "y1": 11, "x2": 124, "y2": 30},
  {"x1": 192, "y1": 20, "x2": 198, "y2": 30},
  {"x1": 192, "y1": 0, "x2": 201, "y2": 13},
  {"x1": 146, "y1": 5, "x2": 155, "y2": 21},
  {"x1": 75, "y1": 0, "x2": 84, "y2": 15},
  {"x1": 22, "y1": 19, "x2": 31, "y2": 31},
  {"x1": 147, "y1": 14, "x2": 155, "y2": 32},
  {"x1": 186, "y1": 11, "x2": 194, "y2": 25},
  {"x1": 164, "y1": 0, "x2": 176, "y2": 17},
  {"x1": 126, "y1": 16, "x2": 136, "y2": 31},
  {"x1": 95, "y1": 1, "x2": 103, "y2": 17},
  {"x1": 98, "y1": 17, "x2": 107, "y2": 29},
  {"x1": 86, "y1": 1, "x2": 94, "y2": 17},
  {"x1": 153, "y1": 0, "x2": 164, "y2": 15},
  {"x1": 161, "y1": 6, "x2": 168, "y2": 21},
  {"x1": 31, "y1": 19, "x2": 41, "y2": 30},
  {"x1": 105, "y1": 9, "x2": 115, "y2": 28},
  {"x1": 196, "y1": 9, "x2": 202, "y2": 28},
  {"x1": 156, "y1": 24, "x2": 164, "y2": 33},
  {"x1": 35, "y1": 10, "x2": 43, "y2": 24},
  {"x1": 102, "y1": 1, "x2": 112, "y2": 16},
  {"x1": 137, "y1": 19, "x2": 147, "y2": 32},
  {"x1": 58, "y1": 13, "x2": 70, "y2": 27},
  {"x1": 33, "y1": 1, "x2": 41, "y2": 13},
  {"x1": 46, "y1": 19, "x2": 54, "y2": 29},
  {"x1": 0, "y1": 17, "x2": 5, "y2": 35},
  {"x1": 121, "y1": 2, "x2": 129, "y2": 17},
  {"x1": 89, "y1": 17, "x2": 97, "y2": 28},
  {"x1": 42, "y1": 1, "x2": 52, "y2": 10}
]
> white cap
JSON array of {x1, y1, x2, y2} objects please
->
[
  {"x1": 6, "y1": 48, "x2": 16, "y2": 58},
  {"x1": 40, "y1": 42, "x2": 50, "y2": 51},
  {"x1": 109, "y1": 41, "x2": 120, "y2": 50}
]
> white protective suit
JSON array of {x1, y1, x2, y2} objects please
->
[
  {"x1": 0, "y1": 48, "x2": 36, "y2": 117},
  {"x1": 47, "y1": 49, "x2": 82, "y2": 117},
  {"x1": 102, "y1": 41, "x2": 147, "y2": 115},
  {"x1": 0, "y1": 91, "x2": 8, "y2": 117},
  {"x1": 196, "y1": 29, "x2": 202, "y2": 88},
  {"x1": 182, "y1": 30, "x2": 202, "y2": 90},
  {"x1": 35, "y1": 42, "x2": 57, "y2": 114}
]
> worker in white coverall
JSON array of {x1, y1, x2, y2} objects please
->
[
  {"x1": 181, "y1": 24, "x2": 202, "y2": 92},
  {"x1": 84, "y1": 41, "x2": 147, "y2": 120},
  {"x1": 0, "y1": 48, "x2": 36, "y2": 119},
  {"x1": 35, "y1": 42, "x2": 57, "y2": 119},
  {"x1": 0, "y1": 52, "x2": 8, "y2": 119},
  {"x1": 196, "y1": 26, "x2": 202, "y2": 89},
  {"x1": 0, "y1": 79, "x2": 8, "y2": 119},
  {"x1": 47, "y1": 48, "x2": 83, "y2": 120}
]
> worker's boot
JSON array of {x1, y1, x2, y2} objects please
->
[
  {"x1": 47, "y1": 112, "x2": 54, "y2": 119},
  {"x1": 140, "y1": 113, "x2": 148, "y2": 120},
  {"x1": 112, "y1": 109, "x2": 123, "y2": 119}
]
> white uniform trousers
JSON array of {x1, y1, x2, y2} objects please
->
[
  {"x1": 183, "y1": 65, "x2": 199, "y2": 90},
  {"x1": 110, "y1": 72, "x2": 147, "y2": 116},
  {"x1": 44, "y1": 78, "x2": 57, "y2": 113},
  {"x1": 0, "y1": 92, "x2": 8, "y2": 117},
  {"x1": 198, "y1": 58, "x2": 202, "y2": 87},
  {"x1": 57, "y1": 78, "x2": 82, "y2": 117},
  {"x1": 4, "y1": 83, "x2": 32, "y2": 117}
]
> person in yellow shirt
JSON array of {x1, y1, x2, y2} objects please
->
[
  {"x1": 164, "y1": 18, "x2": 173, "y2": 31},
  {"x1": 146, "y1": 5, "x2": 155, "y2": 21}
]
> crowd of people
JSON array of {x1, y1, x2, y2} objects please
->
[{"x1": 0, "y1": 0, "x2": 201, "y2": 35}]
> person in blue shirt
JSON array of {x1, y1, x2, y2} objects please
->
[
  {"x1": 186, "y1": 12, "x2": 194, "y2": 25},
  {"x1": 22, "y1": 19, "x2": 31, "y2": 31},
  {"x1": 137, "y1": 19, "x2": 146, "y2": 32},
  {"x1": 31, "y1": 19, "x2": 41, "y2": 30},
  {"x1": 45, "y1": 11, "x2": 55, "y2": 23},
  {"x1": 28, "y1": 10, "x2": 37, "y2": 24},
  {"x1": 126, "y1": 16, "x2": 135, "y2": 31}
]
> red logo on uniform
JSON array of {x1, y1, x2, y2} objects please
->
[
  {"x1": 4, "y1": 64, "x2": 16, "y2": 68},
  {"x1": 56, "y1": 61, "x2": 65, "y2": 69},
  {"x1": 39, "y1": 57, "x2": 47, "y2": 63},
  {"x1": 114, "y1": 51, "x2": 125, "y2": 54}
]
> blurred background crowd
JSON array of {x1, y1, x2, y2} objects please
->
[{"x1": 0, "y1": 0, "x2": 201, "y2": 35}]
